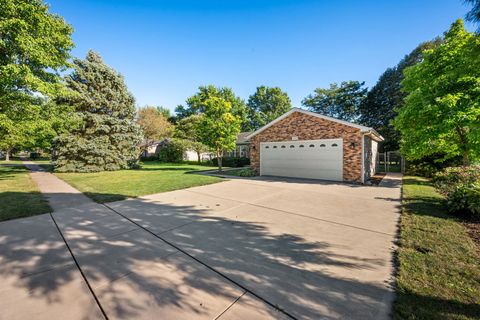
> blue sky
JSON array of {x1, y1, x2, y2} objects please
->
[{"x1": 47, "y1": 0, "x2": 473, "y2": 111}]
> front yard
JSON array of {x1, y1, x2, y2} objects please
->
[
  {"x1": 0, "y1": 163, "x2": 51, "y2": 221},
  {"x1": 55, "y1": 162, "x2": 222, "y2": 203},
  {"x1": 394, "y1": 176, "x2": 480, "y2": 319}
]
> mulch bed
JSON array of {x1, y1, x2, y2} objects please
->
[{"x1": 464, "y1": 220, "x2": 480, "y2": 252}]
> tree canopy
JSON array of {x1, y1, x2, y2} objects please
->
[
  {"x1": 393, "y1": 20, "x2": 480, "y2": 165},
  {"x1": 302, "y1": 81, "x2": 367, "y2": 122},
  {"x1": 174, "y1": 114, "x2": 210, "y2": 163},
  {"x1": 137, "y1": 106, "x2": 173, "y2": 142},
  {"x1": 197, "y1": 97, "x2": 241, "y2": 170},
  {"x1": 175, "y1": 85, "x2": 247, "y2": 130},
  {"x1": 246, "y1": 86, "x2": 292, "y2": 130},
  {"x1": 53, "y1": 51, "x2": 142, "y2": 172},
  {"x1": 359, "y1": 39, "x2": 442, "y2": 152},
  {"x1": 0, "y1": 0, "x2": 74, "y2": 159},
  {"x1": 465, "y1": 0, "x2": 480, "y2": 29}
]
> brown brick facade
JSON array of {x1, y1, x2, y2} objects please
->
[{"x1": 249, "y1": 111, "x2": 363, "y2": 182}]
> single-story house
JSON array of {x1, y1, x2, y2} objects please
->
[
  {"x1": 246, "y1": 108, "x2": 383, "y2": 183},
  {"x1": 141, "y1": 139, "x2": 213, "y2": 161},
  {"x1": 225, "y1": 132, "x2": 252, "y2": 158}
]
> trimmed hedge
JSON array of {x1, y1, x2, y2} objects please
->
[
  {"x1": 210, "y1": 157, "x2": 250, "y2": 168},
  {"x1": 432, "y1": 166, "x2": 480, "y2": 216}
]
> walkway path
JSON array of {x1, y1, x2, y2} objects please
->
[{"x1": 22, "y1": 160, "x2": 93, "y2": 211}]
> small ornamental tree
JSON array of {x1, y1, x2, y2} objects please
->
[
  {"x1": 174, "y1": 114, "x2": 210, "y2": 163},
  {"x1": 197, "y1": 97, "x2": 241, "y2": 171},
  {"x1": 53, "y1": 51, "x2": 142, "y2": 172},
  {"x1": 393, "y1": 20, "x2": 480, "y2": 166}
]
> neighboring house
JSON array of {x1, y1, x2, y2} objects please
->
[
  {"x1": 225, "y1": 132, "x2": 253, "y2": 158},
  {"x1": 247, "y1": 108, "x2": 383, "y2": 183},
  {"x1": 140, "y1": 140, "x2": 164, "y2": 158},
  {"x1": 141, "y1": 139, "x2": 213, "y2": 161}
]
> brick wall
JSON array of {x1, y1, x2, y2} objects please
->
[{"x1": 249, "y1": 111, "x2": 363, "y2": 182}]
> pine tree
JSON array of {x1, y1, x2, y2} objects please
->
[{"x1": 53, "y1": 51, "x2": 142, "y2": 172}]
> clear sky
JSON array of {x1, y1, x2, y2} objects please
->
[{"x1": 47, "y1": 0, "x2": 474, "y2": 111}]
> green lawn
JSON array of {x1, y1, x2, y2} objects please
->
[
  {"x1": 394, "y1": 176, "x2": 480, "y2": 319},
  {"x1": 55, "y1": 162, "x2": 222, "y2": 203},
  {"x1": 0, "y1": 164, "x2": 51, "y2": 221}
]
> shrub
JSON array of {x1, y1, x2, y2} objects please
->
[
  {"x1": 211, "y1": 157, "x2": 250, "y2": 168},
  {"x1": 157, "y1": 139, "x2": 189, "y2": 163},
  {"x1": 236, "y1": 168, "x2": 257, "y2": 177},
  {"x1": 433, "y1": 166, "x2": 480, "y2": 216}
]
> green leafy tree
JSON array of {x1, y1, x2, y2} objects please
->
[
  {"x1": 175, "y1": 85, "x2": 247, "y2": 129},
  {"x1": 137, "y1": 106, "x2": 173, "y2": 144},
  {"x1": 53, "y1": 51, "x2": 143, "y2": 172},
  {"x1": 359, "y1": 39, "x2": 442, "y2": 151},
  {"x1": 246, "y1": 86, "x2": 292, "y2": 130},
  {"x1": 0, "y1": 0, "x2": 74, "y2": 159},
  {"x1": 197, "y1": 97, "x2": 241, "y2": 171},
  {"x1": 174, "y1": 114, "x2": 210, "y2": 163},
  {"x1": 302, "y1": 81, "x2": 367, "y2": 122},
  {"x1": 393, "y1": 20, "x2": 480, "y2": 166}
]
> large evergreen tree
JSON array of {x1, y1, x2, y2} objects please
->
[
  {"x1": 246, "y1": 86, "x2": 292, "y2": 130},
  {"x1": 53, "y1": 51, "x2": 142, "y2": 172},
  {"x1": 358, "y1": 39, "x2": 442, "y2": 151}
]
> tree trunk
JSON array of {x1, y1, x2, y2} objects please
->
[
  {"x1": 456, "y1": 127, "x2": 470, "y2": 166},
  {"x1": 217, "y1": 150, "x2": 223, "y2": 172},
  {"x1": 5, "y1": 148, "x2": 11, "y2": 161},
  {"x1": 462, "y1": 149, "x2": 470, "y2": 167},
  {"x1": 197, "y1": 151, "x2": 201, "y2": 164}
]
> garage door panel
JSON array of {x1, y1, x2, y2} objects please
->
[{"x1": 260, "y1": 139, "x2": 343, "y2": 181}]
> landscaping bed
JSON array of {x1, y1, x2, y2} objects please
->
[
  {"x1": 55, "y1": 162, "x2": 222, "y2": 203},
  {"x1": 0, "y1": 163, "x2": 51, "y2": 221},
  {"x1": 394, "y1": 176, "x2": 480, "y2": 319}
]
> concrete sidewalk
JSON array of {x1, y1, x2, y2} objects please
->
[{"x1": 22, "y1": 161, "x2": 93, "y2": 211}]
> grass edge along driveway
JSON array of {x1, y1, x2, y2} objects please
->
[
  {"x1": 0, "y1": 163, "x2": 51, "y2": 222},
  {"x1": 55, "y1": 162, "x2": 222, "y2": 203},
  {"x1": 394, "y1": 176, "x2": 480, "y2": 320}
]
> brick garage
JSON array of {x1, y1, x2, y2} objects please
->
[{"x1": 247, "y1": 108, "x2": 383, "y2": 183}]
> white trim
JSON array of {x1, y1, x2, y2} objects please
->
[
  {"x1": 246, "y1": 108, "x2": 384, "y2": 142},
  {"x1": 361, "y1": 135, "x2": 365, "y2": 184}
]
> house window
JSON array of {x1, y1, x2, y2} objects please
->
[
  {"x1": 309, "y1": 144, "x2": 315, "y2": 148},
  {"x1": 332, "y1": 143, "x2": 338, "y2": 147},
  {"x1": 290, "y1": 145, "x2": 295, "y2": 148},
  {"x1": 273, "y1": 146, "x2": 278, "y2": 149},
  {"x1": 320, "y1": 144, "x2": 326, "y2": 147},
  {"x1": 299, "y1": 145, "x2": 304, "y2": 148},
  {"x1": 281, "y1": 145, "x2": 286, "y2": 148}
]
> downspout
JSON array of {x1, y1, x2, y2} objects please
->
[{"x1": 361, "y1": 134, "x2": 365, "y2": 184}]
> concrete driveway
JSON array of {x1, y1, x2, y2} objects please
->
[{"x1": 0, "y1": 174, "x2": 401, "y2": 320}]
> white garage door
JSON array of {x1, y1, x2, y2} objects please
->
[{"x1": 260, "y1": 139, "x2": 343, "y2": 181}]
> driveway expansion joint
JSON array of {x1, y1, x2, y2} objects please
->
[
  {"x1": 102, "y1": 203, "x2": 297, "y2": 320},
  {"x1": 49, "y1": 212, "x2": 109, "y2": 320}
]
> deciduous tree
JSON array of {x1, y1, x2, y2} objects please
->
[
  {"x1": 393, "y1": 20, "x2": 480, "y2": 165},
  {"x1": 358, "y1": 39, "x2": 442, "y2": 151},
  {"x1": 0, "y1": 0, "x2": 74, "y2": 159},
  {"x1": 246, "y1": 86, "x2": 292, "y2": 130},
  {"x1": 174, "y1": 114, "x2": 210, "y2": 163},
  {"x1": 197, "y1": 97, "x2": 241, "y2": 171},
  {"x1": 175, "y1": 85, "x2": 247, "y2": 129},
  {"x1": 302, "y1": 81, "x2": 367, "y2": 122},
  {"x1": 137, "y1": 106, "x2": 173, "y2": 143}
]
